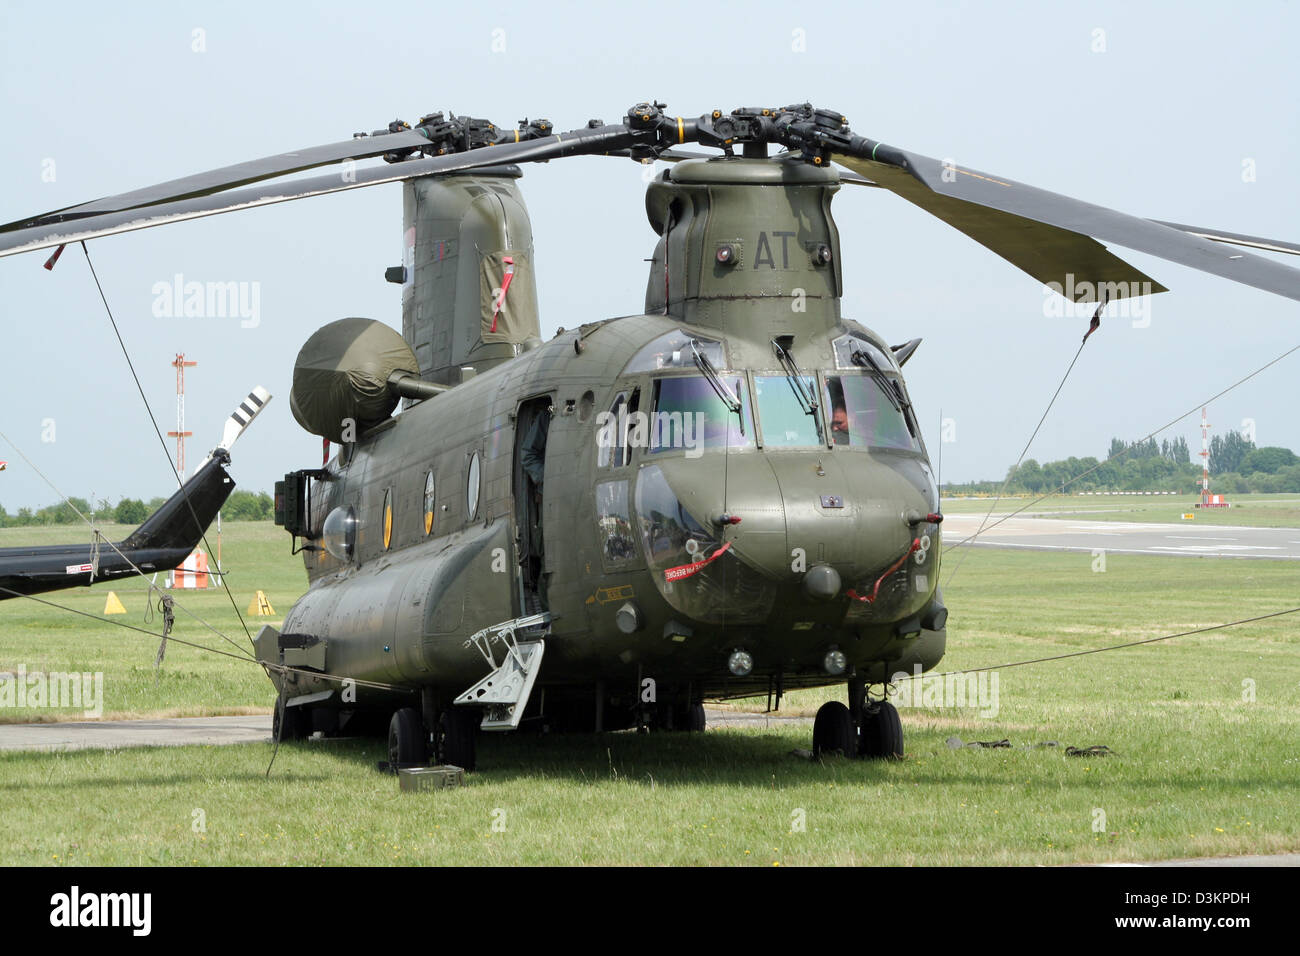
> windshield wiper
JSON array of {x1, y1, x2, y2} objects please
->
[
  {"x1": 850, "y1": 346, "x2": 903, "y2": 414},
  {"x1": 771, "y1": 337, "x2": 820, "y2": 418},
  {"x1": 691, "y1": 340, "x2": 744, "y2": 434},
  {"x1": 851, "y1": 347, "x2": 918, "y2": 438}
]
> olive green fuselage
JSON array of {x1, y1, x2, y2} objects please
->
[{"x1": 272, "y1": 156, "x2": 946, "y2": 718}]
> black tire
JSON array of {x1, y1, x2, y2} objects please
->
[
  {"x1": 669, "y1": 700, "x2": 706, "y2": 732},
  {"x1": 812, "y1": 700, "x2": 856, "y2": 757},
  {"x1": 440, "y1": 706, "x2": 480, "y2": 772},
  {"x1": 272, "y1": 699, "x2": 311, "y2": 741},
  {"x1": 860, "y1": 700, "x2": 904, "y2": 759},
  {"x1": 684, "y1": 702, "x2": 706, "y2": 732},
  {"x1": 388, "y1": 707, "x2": 427, "y2": 769}
]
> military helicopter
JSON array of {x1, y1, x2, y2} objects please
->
[
  {"x1": 3, "y1": 103, "x2": 1299, "y2": 772},
  {"x1": 0, "y1": 386, "x2": 270, "y2": 601}
]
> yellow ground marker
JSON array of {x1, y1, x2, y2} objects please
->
[
  {"x1": 104, "y1": 591, "x2": 127, "y2": 615},
  {"x1": 247, "y1": 590, "x2": 275, "y2": 616}
]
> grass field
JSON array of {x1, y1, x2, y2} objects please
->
[
  {"x1": 1, "y1": 521, "x2": 1298, "y2": 865},
  {"x1": 0, "y1": 521, "x2": 305, "y2": 722},
  {"x1": 942, "y1": 492, "x2": 1300, "y2": 528}
]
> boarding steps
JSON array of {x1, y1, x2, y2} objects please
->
[{"x1": 454, "y1": 612, "x2": 550, "y2": 730}]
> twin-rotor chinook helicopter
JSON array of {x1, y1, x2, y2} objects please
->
[{"x1": 4, "y1": 102, "x2": 1300, "y2": 772}]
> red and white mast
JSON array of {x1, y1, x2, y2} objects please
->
[
  {"x1": 1199, "y1": 406, "x2": 1211, "y2": 505},
  {"x1": 166, "y1": 353, "x2": 197, "y2": 476}
]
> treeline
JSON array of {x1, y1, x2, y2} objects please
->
[
  {"x1": 944, "y1": 434, "x2": 1300, "y2": 496},
  {"x1": 0, "y1": 490, "x2": 274, "y2": 528}
]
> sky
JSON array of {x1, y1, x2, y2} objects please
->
[{"x1": 1, "y1": 0, "x2": 1298, "y2": 510}]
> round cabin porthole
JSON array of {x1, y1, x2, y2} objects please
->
[
  {"x1": 466, "y1": 452, "x2": 481, "y2": 520},
  {"x1": 322, "y1": 506, "x2": 357, "y2": 562},
  {"x1": 423, "y1": 471, "x2": 436, "y2": 535}
]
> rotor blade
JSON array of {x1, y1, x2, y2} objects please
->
[
  {"x1": 0, "y1": 159, "x2": 514, "y2": 258},
  {"x1": 1151, "y1": 221, "x2": 1300, "y2": 258},
  {"x1": 0, "y1": 126, "x2": 636, "y2": 259},
  {"x1": 835, "y1": 153, "x2": 1165, "y2": 301},
  {"x1": 826, "y1": 167, "x2": 880, "y2": 188},
  {"x1": 217, "y1": 385, "x2": 272, "y2": 453},
  {"x1": 835, "y1": 147, "x2": 1300, "y2": 303},
  {"x1": 650, "y1": 148, "x2": 883, "y2": 187},
  {"x1": 0, "y1": 130, "x2": 436, "y2": 232},
  {"x1": 646, "y1": 148, "x2": 713, "y2": 162}
]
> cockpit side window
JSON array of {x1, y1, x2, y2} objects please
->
[
  {"x1": 597, "y1": 392, "x2": 625, "y2": 468},
  {"x1": 597, "y1": 388, "x2": 641, "y2": 468}
]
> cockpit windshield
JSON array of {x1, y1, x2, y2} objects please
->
[
  {"x1": 753, "y1": 375, "x2": 824, "y2": 447},
  {"x1": 824, "y1": 373, "x2": 921, "y2": 451},
  {"x1": 649, "y1": 376, "x2": 753, "y2": 453}
]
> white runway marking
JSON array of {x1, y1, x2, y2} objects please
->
[
  {"x1": 943, "y1": 512, "x2": 1300, "y2": 560},
  {"x1": 1151, "y1": 545, "x2": 1279, "y2": 552}
]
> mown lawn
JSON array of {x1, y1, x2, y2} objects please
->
[{"x1": 1, "y1": 532, "x2": 1296, "y2": 865}]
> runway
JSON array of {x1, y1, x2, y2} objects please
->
[
  {"x1": 0, "y1": 714, "x2": 271, "y2": 752},
  {"x1": 942, "y1": 513, "x2": 1300, "y2": 560},
  {"x1": 0, "y1": 709, "x2": 810, "y2": 753}
]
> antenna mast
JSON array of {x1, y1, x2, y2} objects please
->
[{"x1": 166, "y1": 353, "x2": 197, "y2": 476}]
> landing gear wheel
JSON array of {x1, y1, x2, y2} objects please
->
[
  {"x1": 859, "y1": 700, "x2": 904, "y2": 759},
  {"x1": 812, "y1": 701, "x2": 856, "y2": 757},
  {"x1": 685, "y1": 702, "x2": 706, "y2": 732},
  {"x1": 387, "y1": 707, "x2": 427, "y2": 769},
  {"x1": 670, "y1": 701, "x2": 706, "y2": 732},
  {"x1": 273, "y1": 698, "x2": 311, "y2": 741},
  {"x1": 439, "y1": 706, "x2": 480, "y2": 772}
]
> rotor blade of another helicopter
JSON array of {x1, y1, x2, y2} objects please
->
[
  {"x1": 0, "y1": 125, "x2": 637, "y2": 259},
  {"x1": 0, "y1": 130, "x2": 437, "y2": 233},
  {"x1": 834, "y1": 149, "x2": 1300, "y2": 303}
]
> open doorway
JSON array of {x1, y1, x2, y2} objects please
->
[{"x1": 513, "y1": 395, "x2": 552, "y2": 613}]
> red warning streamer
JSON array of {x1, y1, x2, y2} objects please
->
[
  {"x1": 664, "y1": 541, "x2": 733, "y2": 583},
  {"x1": 846, "y1": 538, "x2": 921, "y2": 604},
  {"x1": 490, "y1": 256, "x2": 515, "y2": 333}
]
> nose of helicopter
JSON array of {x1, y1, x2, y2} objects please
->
[
  {"x1": 725, "y1": 451, "x2": 934, "y2": 585},
  {"x1": 645, "y1": 449, "x2": 939, "y2": 619}
]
